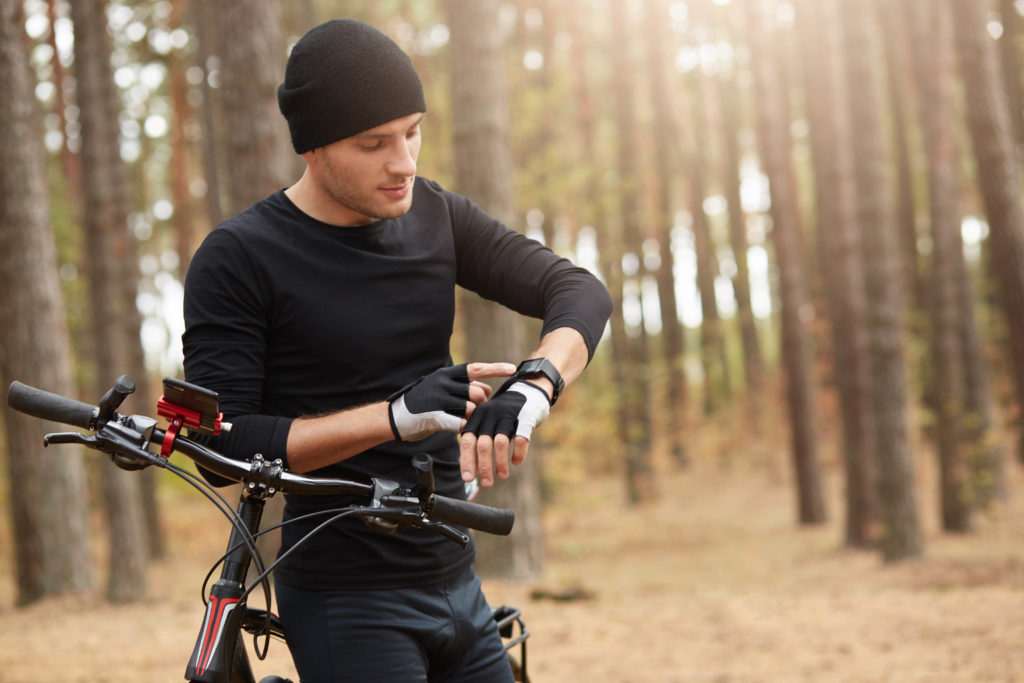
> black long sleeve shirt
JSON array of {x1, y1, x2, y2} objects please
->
[{"x1": 182, "y1": 177, "x2": 611, "y2": 589}]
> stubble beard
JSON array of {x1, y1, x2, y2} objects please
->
[
  {"x1": 320, "y1": 157, "x2": 415, "y2": 224},
  {"x1": 332, "y1": 183, "x2": 413, "y2": 223}
]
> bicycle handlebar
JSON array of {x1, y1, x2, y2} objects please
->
[
  {"x1": 167, "y1": 436, "x2": 372, "y2": 498},
  {"x1": 6, "y1": 378, "x2": 515, "y2": 537},
  {"x1": 8, "y1": 380, "x2": 98, "y2": 430},
  {"x1": 428, "y1": 495, "x2": 515, "y2": 536}
]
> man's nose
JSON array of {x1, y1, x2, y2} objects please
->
[{"x1": 386, "y1": 139, "x2": 417, "y2": 177}]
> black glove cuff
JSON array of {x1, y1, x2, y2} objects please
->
[{"x1": 387, "y1": 401, "x2": 402, "y2": 440}]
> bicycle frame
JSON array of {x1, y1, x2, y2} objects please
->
[{"x1": 186, "y1": 491, "x2": 268, "y2": 683}]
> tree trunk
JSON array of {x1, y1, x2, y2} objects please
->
[
  {"x1": 195, "y1": 0, "x2": 223, "y2": 227},
  {"x1": 44, "y1": 0, "x2": 81, "y2": 203},
  {"x1": 0, "y1": 0, "x2": 93, "y2": 605},
  {"x1": 719, "y1": 84, "x2": 762, "y2": 402},
  {"x1": 952, "y1": 0, "x2": 1024, "y2": 464},
  {"x1": 906, "y1": 0, "x2": 973, "y2": 532},
  {"x1": 999, "y1": 0, "x2": 1024, "y2": 150},
  {"x1": 795, "y1": 0, "x2": 877, "y2": 546},
  {"x1": 520, "y1": 0, "x2": 560, "y2": 249},
  {"x1": 841, "y1": 0, "x2": 922, "y2": 561},
  {"x1": 214, "y1": 0, "x2": 291, "y2": 214},
  {"x1": 745, "y1": 0, "x2": 826, "y2": 525},
  {"x1": 609, "y1": 0, "x2": 653, "y2": 424},
  {"x1": 685, "y1": 65, "x2": 732, "y2": 416},
  {"x1": 169, "y1": 0, "x2": 201, "y2": 278},
  {"x1": 879, "y1": 3, "x2": 926, "y2": 315},
  {"x1": 565, "y1": 0, "x2": 646, "y2": 499},
  {"x1": 608, "y1": 0, "x2": 656, "y2": 502},
  {"x1": 71, "y1": 0, "x2": 151, "y2": 602},
  {"x1": 446, "y1": 0, "x2": 543, "y2": 578},
  {"x1": 959, "y1": 247, "x2": 1005, "y2": 506},
  {"x1": 906, "y1": 0, "x2": 988, "y2": 531},
  {"x1": 713, "y1": 4, "x2": 763, "y2": 407},
  {"x1": 690, "y1": 169, "x2": 726, "y2": 417},
  {"x1": 643, "y1": 0, "x2": 689, "y2": 465}
]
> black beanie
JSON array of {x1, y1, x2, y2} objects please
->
[{"x1": 277, "y1": 19, "x2": 426, "y2": 154}]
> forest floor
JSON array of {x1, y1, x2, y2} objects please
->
[{"x1": 1, "y1": 431, "x2": 1023, "y2": 682}]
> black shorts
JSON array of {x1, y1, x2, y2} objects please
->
[{"x1": 275, "y1": 567, "x2": 514, "y2": 683}]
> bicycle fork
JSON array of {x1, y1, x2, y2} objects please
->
[{"x1": 186, "y1": 493, "x2": 265, "y2": 683}]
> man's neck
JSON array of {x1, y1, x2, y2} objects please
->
[{"x1": 284, "y1": 169, "x2": 370, "y2": 227}]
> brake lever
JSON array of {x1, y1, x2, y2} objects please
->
[
  {"x1": 44, "y1": 422, "x2": 158, "y2": 471},
  {"x1": 414, "y1": 519, "x2": 471, "y2": 547},
  {"x1": 375, "y1": 489, "x2": 472, "y2": 547},
  {"x1": 43, "y1": 431, "x2": 96, "y2": 447}
]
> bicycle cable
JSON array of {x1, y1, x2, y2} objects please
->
[
  {"x1": 158, "y1": 457, "x2": 274, "y2": 614},
  {"x1": 200, "y1": 507, "x2": 369, "y2": 661}
]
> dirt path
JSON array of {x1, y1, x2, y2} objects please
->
[{"x1": 1, "y1": 455, "x2": 1022, "y2": 682}]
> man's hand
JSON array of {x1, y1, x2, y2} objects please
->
[
  {"x1": 459, "y1": 379, "x2": 551, "y2": 487},
  {"x1": 388, "y1": 362, "x2": 515, "y2": 441}
]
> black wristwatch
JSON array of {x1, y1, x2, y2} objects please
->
[{"x1": 514, "y1": 358, "x2": 564, "y2": 405}]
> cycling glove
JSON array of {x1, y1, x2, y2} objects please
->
[
  {"x1": 461, "y1": 379, "x2": 550, "y2": 442},
  {"x1": 388, "y1": 364, "x2": 472, "y2": 441}
]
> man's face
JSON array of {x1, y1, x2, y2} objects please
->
[{"x1": 306, "y1": 112, "x2": 424, "y2": 225}]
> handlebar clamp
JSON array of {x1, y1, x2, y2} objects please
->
[{"x1": 240, "y1": 454, "x2": 285, "y2": 500}]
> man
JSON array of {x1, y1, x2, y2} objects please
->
[{"x1": 183, "y1": 18, "x2": 611, "y2": 682}]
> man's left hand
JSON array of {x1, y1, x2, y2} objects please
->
[{"x1": 459, "y1": 379, "x2": 551, "y2": 487}]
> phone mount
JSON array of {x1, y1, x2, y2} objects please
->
[{"x1": 156, "y1": 377, "x2": 229, "y2": 457}]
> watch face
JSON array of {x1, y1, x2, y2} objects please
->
[
  {"x1": 519, "y1": 359, "x2": 545, "y2": 374},
  {"x1": 517, "y1": 358, "x2": 563, "y2": 388}
]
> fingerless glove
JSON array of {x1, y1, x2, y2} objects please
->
[
  {"x1": 388, "y1": 363, "x2": 471, "y2": 441},
  {"x1": 460, "y1": 379, "x2": 550, "y2": 441}
]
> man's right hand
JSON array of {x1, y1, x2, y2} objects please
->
[{"x1": 387, "y1": 362, "x2": 515, "y2": 441}]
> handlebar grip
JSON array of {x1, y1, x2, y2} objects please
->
[
  {"x1": 429, "y1": 495, "x2": 515, "y2": 536},
  {"x1": 7, "y1": 381, "x2": 96, "y2": 429}
]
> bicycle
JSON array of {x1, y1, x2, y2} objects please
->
[{"x1": 7, "y1": 374, "x2": 530, "y2": 682}]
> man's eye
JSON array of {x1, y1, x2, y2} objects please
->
[{"x1": 360, "y1": 142, "x2": 383, "y2": 151}]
